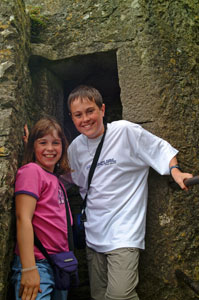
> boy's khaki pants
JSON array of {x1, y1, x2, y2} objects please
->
[{"x1": 86, "y1": 247, "x2": 140, "y2": 300}]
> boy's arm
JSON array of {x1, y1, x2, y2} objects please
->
[
  {"x1": 60, "y1": 172, "x2": 75, "y2": 189},
  {"x1": 23, "y1": 124, "x2": 29, "y2": 145},
  {"x1": 169, "y1": 156, "x2": 193, "y2": 191},
  {"x1": 16, "y1": 194, "x2": 41, "y2": 299}
]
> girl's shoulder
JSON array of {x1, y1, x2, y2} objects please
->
[
  {"x1": 17, "y1": 163, "x2": 57, "y2": 180},
  {"x1": 18, "y1": 162, "x2": 40, "y2": 173},
  {"x1": 17, "y1": 162, "x2": 48, "y2": 179}
]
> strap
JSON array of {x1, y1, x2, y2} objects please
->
[
  {"x1": 34, "y1": 232, "x2": 53, "y2": 265},
  {"x1": 81, "y1": 123, "x2": 107, "y2": 222},
  {"x1": 87, "y1": 124, "x2": 107, "y2": 189},
  {"x1": 59, "y1": 183, "x2": 74, "y2": 251},
  {"x1": 34, "y1": 182, "x2": 74, "y2": 263}
]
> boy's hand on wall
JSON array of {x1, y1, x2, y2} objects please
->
[
  {"x1": 23, "y1": 124, "x2": 29, "y2": 145},
  {"x1": 171, "y1": 168, "x2": 193, "y2": 191}
]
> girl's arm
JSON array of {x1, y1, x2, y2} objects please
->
[
  {"x1": 169, "y1": 156, "x2": 193, "y2": 191},
  {"x1": 16, "y1": 194, "x2": 42, "y2": 300}
]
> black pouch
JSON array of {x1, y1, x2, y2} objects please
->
[{"x1": 73, "y1": 213, "x2": 86, "y2": 249}]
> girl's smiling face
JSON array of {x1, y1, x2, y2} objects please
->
[{"x1": 34, "y1": 130, "x2": 62, "y2": 172}]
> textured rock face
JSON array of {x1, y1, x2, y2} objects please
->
[
  {"x1": 0, "y1": 0, "x2": 199, "y2": 299},
  {"x1": 0, "y1": 1, "x2": 30, "y2": 299}
]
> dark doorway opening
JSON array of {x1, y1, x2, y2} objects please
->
[
  {"x1": 29, "y1": 50, "x2": 122, "y2": 143},
  {"x1": 62, "y1": 51, "x2": 122, "y2": 142}
]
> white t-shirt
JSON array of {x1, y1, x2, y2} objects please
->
[{"x1": 68, "y1": 120, "x2": 178, "y2": 252}]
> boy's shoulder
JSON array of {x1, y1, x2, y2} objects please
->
[
  {"x1": 68, "y1": 120, "x2": 142, "y2": 150},
  {"x1": 108, "y1": 120, "x2": 142, "y2": 132},
  {"x1": 68, "y1": 133, "x2": 84, "y2": 149}
]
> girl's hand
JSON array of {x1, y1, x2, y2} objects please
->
[{"x1": 19, "y1": 268, "x2": 42, "y2": 300}]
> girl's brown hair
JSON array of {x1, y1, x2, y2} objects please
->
[{"x1": 23, "y1": 117, "x2": 71, "y2": 175}]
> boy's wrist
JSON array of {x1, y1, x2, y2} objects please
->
[{"x1": 170, "y1": 164, "x2": 181, "y2": 176}]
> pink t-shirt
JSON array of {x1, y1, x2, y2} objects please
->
[{"x1": 15, "y1": 162, "x2": 72, "y2": 260}]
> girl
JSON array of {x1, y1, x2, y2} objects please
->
[{"x1": 12, "y1": 117, "x2": 72, "y2": 300}]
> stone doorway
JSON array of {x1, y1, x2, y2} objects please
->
[
  {"x1": 62, "y1": 50, "x2": 122, "y2": 142},
  {"x1": 29, "y1": 50, "x2": 122, "y2": 143}
]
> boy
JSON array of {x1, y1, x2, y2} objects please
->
[{"x1": 67, "y1": 85, "x2": 192, "y2": 300}]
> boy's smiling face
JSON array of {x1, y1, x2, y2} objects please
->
[{"x1": 70, "y1": 97, "x2": 105, "y2": 139}]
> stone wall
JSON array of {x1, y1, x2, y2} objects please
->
[
  {"x1": 0, "y1": 1, "x2": 65, "y2": 298},
  {"x1": 0, "y1": 0, "x2": 199, "y2": 299},
  {"x1": 0, "y1": 0, "x2": 30, "y2": 298}
]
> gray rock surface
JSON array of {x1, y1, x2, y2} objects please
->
[{"x1": 0, "y1": 0, "x2": 199, "y2": 299}]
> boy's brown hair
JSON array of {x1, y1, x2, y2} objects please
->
[
  {"x1": 23, "y1": 117, "x2": 70, "y2": 175},
  {"x1": 68, "y1": 85, "x2": 103, "y2": 111}
]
